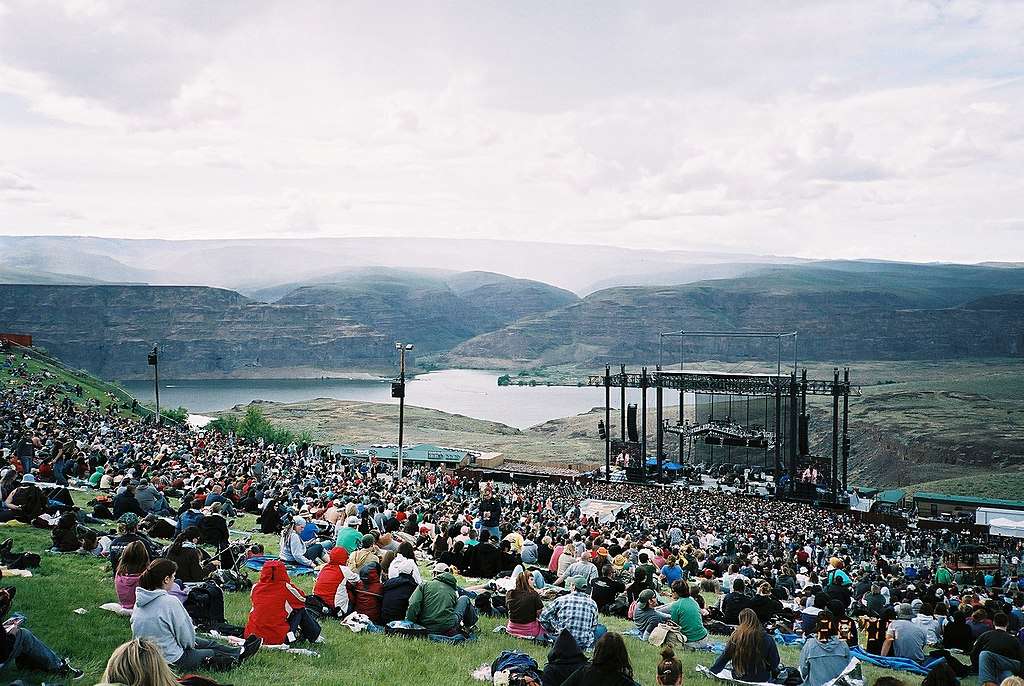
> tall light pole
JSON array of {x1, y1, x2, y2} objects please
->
[
  {"x1": 393, "y1": 342, "x2": 414, "y2": 475},
  {"x1": 147, "y1": 344, "x2": 160, "y2": 424}
]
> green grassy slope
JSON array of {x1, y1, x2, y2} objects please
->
[{"x1": 1, "y1": 346, "x2": 150, "y2": 419}]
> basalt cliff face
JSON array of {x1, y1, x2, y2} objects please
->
[
  {"x1": 444, "y1": 270, "x2": 1024, "y2": 367},
  {"x1": 0, "y1": 270, "x2": 580, "y2": 379},
  {"x1": 0, "y1": 285, "x2": 388, "y2": 379}
]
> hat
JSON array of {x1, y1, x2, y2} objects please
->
[
  {"x1": 597, "y1": 547, "x2": 608, "y2": 556},
  {"x1": 21, "y1": 474, "x2": 36, "y2": 484},
  {"x1": 935, "y1": 588, "x2": 945, "y2": 598},
  {"x1": 897, "y1": 603, "x2": 913, "y2": 619},
  {"x1": 344, "y1": 516, "x2": 360, "y2": 527},
  {"x1": 361, "y1": 534, "x2": 376, "y2": 548},
  {"x1": 638, "y1": 589, "x2": 656, "y2": 604},
  {"x1": 704, "y1": 569, "x2": 714, "y2": 579},
  {"x1": 433, "y1": 562, "x2": 450, "y2": 575},
  {"x1": 573, "y1": 576, "x2": 590, "y2": 592},
  {"x1": 118, "y1": 512, "x2": 140, "y2": 527}
]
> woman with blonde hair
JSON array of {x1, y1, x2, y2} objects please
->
[
  {"x1": 710, "y1": 608, "x2": 781, "y2": 682},
  {"x1": 101, "y1": 639, "x2": 178, "y2": 686}
]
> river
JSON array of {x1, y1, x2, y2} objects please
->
[{"x1": 121, "y1": 369, "x2": 668, "y2": 429}]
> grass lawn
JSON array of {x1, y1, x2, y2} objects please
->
[{"x1": 0, "y1": 507, "x2": 930, "y2": 686}]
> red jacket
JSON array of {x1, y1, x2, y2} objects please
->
[
  {"x1": 352, "y1": 566, "x2": 383, "y2": 624},
  {"x1": 245, "y1": 560, "x2": 306, "y2": 644},
  {"x1": 313, "y1": 547, "x2": 357, "y2": 613}
]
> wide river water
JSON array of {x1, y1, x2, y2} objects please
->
[{"x1": 121, "y1": 369, "x2": 664, "y2": 429}]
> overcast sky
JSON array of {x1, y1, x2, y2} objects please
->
[{"x1": 1, "y1": 1, "x2": 1023, "y2": 262}]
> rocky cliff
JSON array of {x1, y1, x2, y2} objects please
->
[
  {"x1": 0, "y1": 285, "x2": 388, "y2": 379},
  {"x1": 444, "y1": 268, "x2": 1024, "y2": 366}
]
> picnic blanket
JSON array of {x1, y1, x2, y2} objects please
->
[
  {"x1": 697, "y1": 657, "x2": 863, "y2": 686},
  {"x1": 772, "y1": 630, "x2": 805, "y2": 646},
  {"x1": 849, "y1": 647, "x2": 945, "y2": 676},
  {"x1": 244, "y1": 555, "x2": 315, "y2": 576}
]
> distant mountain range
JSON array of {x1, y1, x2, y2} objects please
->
[
  {"x1": 0, "y1": 235, "x2": 797, "y2": 295},
  {"x1": 1, "y1": 236, "x2": 1022, "y2": 378}
]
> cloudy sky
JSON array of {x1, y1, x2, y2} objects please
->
[{"x1": 1, "y1": 1, "x2": 1023, "y2": 262}]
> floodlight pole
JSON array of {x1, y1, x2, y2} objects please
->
[
  {"x1": 148, "y1": 345, "x2": 160, "y2": 424},
  {"x1": 395, "y1": 342, "x2": 414, "y2": 476}
]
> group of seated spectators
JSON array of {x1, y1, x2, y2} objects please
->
[{"x1": 8, "y1": 346, "x2": 1024, "y2": 686}]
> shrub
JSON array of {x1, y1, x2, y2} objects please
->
[{"x1": 160, "y1": 406, "x2": 189, "y2": 424}]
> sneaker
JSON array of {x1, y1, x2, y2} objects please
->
[
  {"x1": 285, "y1": 631, "x2": 296, "y2": 643},
  {"x1": 314, "y1": 635, "x2": 325, "y2": 644},
  {"x1": 57, "y1": 660, "x2": 84, "y2": 680},
  {"x1": 239, "y1": 635, "x2": 262, "y2": 663}
]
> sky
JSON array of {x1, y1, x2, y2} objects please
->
[{"x1": 1, "y1": 1, "x2": 1023, "y2": 263}]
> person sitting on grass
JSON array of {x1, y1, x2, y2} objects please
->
[
  {"x1": 656, "y1": 644, "x2": 683, "y2": 686},
  {"x1": 506, "y1": 570, "x2": 545, "y2": 639},
  {"x1": 668, "y1": 579, "x2": 710, "y2": 647},
  {"x1": 634, "y1": 588, "x2": 671, "y2": 640},
  {"x1": 0, "y1": 473, "x2": 47, "y2": 523},
  {"x1": 101, "y1": 638, "x2": 181, "y2": 686},
  {"x1": 799, "y1": 610, "x2": 853, "y2": 686},
  {"x1": 132, "y1": 559, "x2": 261, "y2": 671},
  {"x1": 246, "y1": 559, "x2": 322, "y2": 646},
  {"x1": 108, "y1": 513, "x2": 160, "y2": 574},
  {"x1": 0, "y1": 587, "x2": 83, "y2": 679},
  {"x1": 312, "y1": 546, "x2": 358, "y2": 619},
  {"x1": 166, "y1": 527, "x2": 218, "y2": 583},
  {"x1": 710, "y1": 608, "x2": 781, "y2": 682},
  {"x1": 51, "y1": 511, "x2": 94, "y2": 553},
  {"x1": 279, "y1": 517, "x2": 325, "y2": 569},
  {"x1": 973, "y1": 612, "x2": 1023, "y2": 686},
  {"x1": 115, "y1": 540, "x2": 150, "y2": 610},
  {"x1": 541, "y1": 629, "x2": 587, "y2": 686},
  {"x1": 561, "y1": 632, "x2": 639, "y2": 686},
  {"x1": 540, "y1": 576, "x2": 603, "y2": 650},
  {"x1": 405, "y1": 562, "x2": 478, "y2": 636}
]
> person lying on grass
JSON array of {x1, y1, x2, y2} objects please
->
[
  {"x1": 132, "y1": 558, "x2": 261, "y2": 671},
  {"x1": 0, "y1": 586, "x2": 83, "y2": 679}
]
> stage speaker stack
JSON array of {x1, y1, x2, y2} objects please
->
[
  {"x1": 799, "y1": 415, "x2": 809, "y2": 455},
  {"x1": 627, "y1": 403, "x2": 639, "y2": 442}
]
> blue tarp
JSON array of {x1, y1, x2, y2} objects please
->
[
  {"x1": 849, "y1": 647, "x2": 945, "y2": 676},
  {"x1": 244, "y1": 555, "x2": 316, "y2": 576}
]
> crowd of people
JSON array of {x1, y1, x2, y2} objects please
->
[{"x1": 5, "y1": 346, "x2": 1024, "y2": 686}]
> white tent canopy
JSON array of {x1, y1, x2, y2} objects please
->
[{"x1": 978, "y1": 507, "x2": 1024, "y2": 538}]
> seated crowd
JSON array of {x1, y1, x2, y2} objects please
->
[{"x1": 6, "y1": 348, "x2": 1024, "y2": 686}]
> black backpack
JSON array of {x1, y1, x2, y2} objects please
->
[
  {"x1": 209, "y1": 569, "x2": 252, "y2": 593},
  {"x1": 184, "y1": 582, "x2": 226, "y2": 628}
]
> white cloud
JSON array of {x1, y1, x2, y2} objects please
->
[{"x1": 0, "y1": 1, "x2": 1022, "y2": 263}]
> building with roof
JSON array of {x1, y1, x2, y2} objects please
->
[
  {"x1": 330, "y1": 443, "x2": 479, "y2": 468},
  {"x1": 913, "y1": 491, "x2": 1024, "y2": 519}
]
